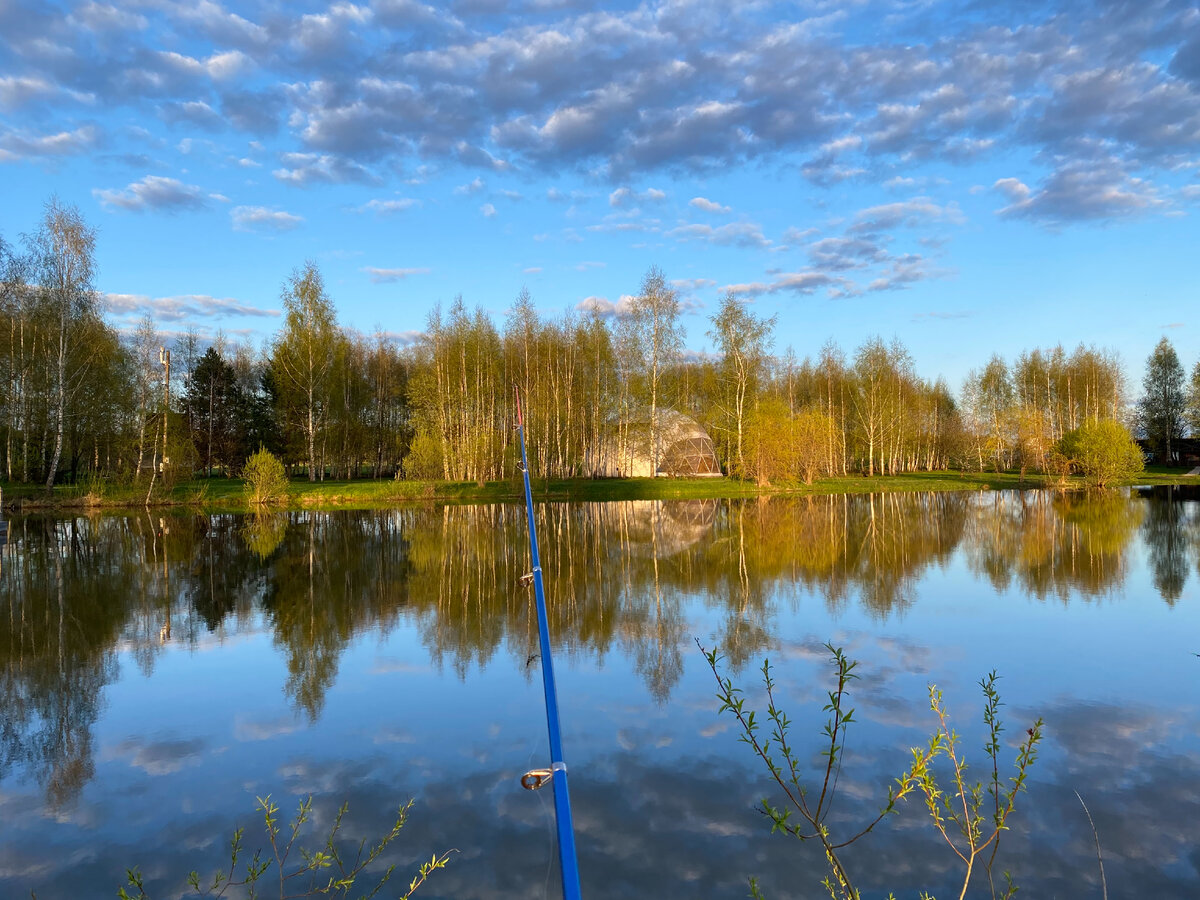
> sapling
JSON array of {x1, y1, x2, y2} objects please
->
[
  {"x1": 117, "y1": 795, "x2": 453, "y2": 900},
  {"x1": 703, "y1": 641, "x2": 1042, "y2": 900}
]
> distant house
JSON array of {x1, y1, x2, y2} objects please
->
[
  {"x1": 1177, "y1": 438, "x2": 1200, "y2": 467},
  {"x1": 597, "y1": 409, "x2": 722, "y2": 477},
  {"x1": 1136, "y1": 437, "x2": 1200, "y2": 466}
]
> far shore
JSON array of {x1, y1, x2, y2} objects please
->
[{"x1": 1, "y1": 466, "x2": 1195, "y2": 515}]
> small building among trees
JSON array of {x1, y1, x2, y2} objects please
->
[{"x1": 599, "y1": 409, "x2": 722, "y2": 477}]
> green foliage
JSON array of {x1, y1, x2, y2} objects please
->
[
  {"x1": 243, "y1": 447, "x2": 290, "y2": 506},
  {"x1": 16, "y1": 463, "x2": 1200, "y2": 514},
  {"x1": 912, "y1": 676, "x2": 1043, "y2": 900},
  {"x1": 117, "y1": 794, "x2": 452, "y2": 900},
  {"x1": 242, "y1": 512, "x2": 288, "y2": 559},
  {"x1": 1138, "y1": 337, "x2": 1186, "y2": 463},
  {"x1": 708, "y1": 291, "x2": 776, "y2": 474},
  {"x1": 1187, "y1": 360, "x2": 1200, "y2": 438},
  {"x1": 792, "y1": 410, "x2": 837, "y2": 485},
  {"x1": 703, "y1": 642, "x2": 1042, "y2": 900},
  {"x1": 1056, "y1": 419, "x2": 1144, "y2": 487},
  {"x1": 741, "y1": 403, "x2": 836, "y2": 485},
  {"x1": 743, "y1": 399, "x2": 796, "y2": 485},
  {"x1": 185, "y1": 346, "x2": 246, "y2": 476},
  {"x1": 272, "y1": 261, "x2": 338, "y2": 482},
  {"x1": 402, "y1": 429, "x2": 444, "y2": 480}
]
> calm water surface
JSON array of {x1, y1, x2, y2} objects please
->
[{"x1": 1, "y1": 489, "x2": 1198, "y2": 899}]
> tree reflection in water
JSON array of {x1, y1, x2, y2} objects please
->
[
  {"x1": 963, "y1": 490, "x2": 1147, "y2": 601},
  {"x1": 0, "y1": 488, "x2": 1195, "y2": 811},
  {"x1": 1140, "y1": 485, "x2": 1191, "y2": 603}
]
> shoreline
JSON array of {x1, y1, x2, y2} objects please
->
[{"x1": 2, "y1": 467, "x2": 1196, "y2": 515}]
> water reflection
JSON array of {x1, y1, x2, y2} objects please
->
[
  {"x1": 963, "y1": 491, "x2": 1147, "y2": 601},
  {"x1": 0, "y1": 489, "x2": 1196, "y2": 812},
  {"x1": 1141, "y1": 493, "x2": 1189, "y2": 604},
  {"x1": 1, "y1": 489, "x2": 1199, "y2": 898},
  {"x1": 2, "y1": 517, "x2": 130, "y2": 808}
]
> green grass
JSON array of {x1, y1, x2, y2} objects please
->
[
  {"x1": 3, "y1": 466, "x2": 1196, "y2": 513},
  {"x1": 1132, "y1": 464, "x2": 1200, "y2": 485}
]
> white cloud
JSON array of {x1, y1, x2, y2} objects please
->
[
  {"x1": 93, "y1": 175, "x2": 217, "y2": 212},
  {"x1": 155, "y1": 49, "x2": 252, "y2": 82},
  {"x1": 576, "y1": 294, "x2": 636, "y2": 318},
  {"x1": 104, "y1": 293, "x2": 278, "y2": 321},
  {"x1": 356, "y1": 197, "x2": 419, "y2": 214},
  {"x1": 5, "y1": 0, "x2": 1197, "y2": 242},
  {"x1": 849, "y1": 197, "x2": 965, "y2": 233},
  {"x1": 993, "y1": 160, "x2": 1166, "y2": 223},
  {"x1": 689, "y1": 197, "x2": 731, "y2": 214},
  {"x1": 668, "y1": 222, "x2": 771, "y2": 248},
  {"x1": 362, "y1": 266, "x2": 431, "y2": 283},
  {"x1": 274, "y1": 152, "x2": 377, "y2": 186},
  {"x1": 0, "y1": 76, "x2": 93, "y2": 109},
  {"x1": 374, "y1": 329, "x2": 424, "y2": 345},
  {"x1": 671, "y1": 277, "x2": 717, "y2": 292},
  {"x1": 867, "y1": 254, "x2": 936, "y2": 291},
  {"x1": 723, "y1": 272, "x2": 846, "y2": 297},
  {"x1": 70, "y1": 2, "x2": 149, "y2": 31},
  {"x1": 610, "y1": 186, "x2": 667, "y2": 207},
  {"x1": 230, "y1": 205, "x2": 303, "y2": 232},
  {"x1": 0, "y1": 125, "x2": 99, "y2": 162}
]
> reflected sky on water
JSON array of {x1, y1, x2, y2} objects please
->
[{"x1": 1, "y1": 488, "x2": 1198, "y2": 898}]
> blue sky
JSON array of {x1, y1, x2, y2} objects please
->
[{"x1": 1, "y1": 0, "x2": 1197, "y2": 388}]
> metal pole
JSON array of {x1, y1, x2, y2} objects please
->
[{"x1": 159, "y1": 347, "x2": 170, "y2": 473}]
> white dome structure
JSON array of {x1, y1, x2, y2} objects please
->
[{"x1": 597, "y1": 409, "x2": 721, "y2": 478}]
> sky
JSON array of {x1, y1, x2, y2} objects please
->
[{"x1": 1, "y1": 0, "x2": 1198, "y2": 390}]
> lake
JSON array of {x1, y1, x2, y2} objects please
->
[{"x1": 1, "y1": 488, "x2": 1197, "y2": 899}]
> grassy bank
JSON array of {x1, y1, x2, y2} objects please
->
[{"x1": 2, "y1": 465, "x2": 1196, "y2": 514}]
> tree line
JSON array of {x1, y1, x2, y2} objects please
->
[{"x1": 2, "y1": 200, "x2": 1198, "y2": 488}]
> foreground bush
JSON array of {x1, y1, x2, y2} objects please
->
[
  {"x1": 118, "y1": 795, "x2": 452, "y2": 899},
  {"x1": 243, "y1": 447, "x2": 290, "y2": 505}
]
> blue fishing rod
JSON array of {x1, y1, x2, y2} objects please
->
[{"x1": 514, "y1": 387, "x2": 583, "y2": 900}]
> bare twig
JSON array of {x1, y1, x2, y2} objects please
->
[{"x1": 1074, "y1": 790, "x2": 1107, "y2": 900}]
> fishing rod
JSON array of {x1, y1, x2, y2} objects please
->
[{"x1": 514, "y1": 387, "x2": 583, "y2": 900}]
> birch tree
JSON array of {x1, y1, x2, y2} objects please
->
[
  {"x1": 130, "y1": 315, "x2": 162, "y2": 477},
  {"x1": 29, "y1": 199, "x2": 100, "y2": 488},
  {"x1": 273, "y1": 261, "x2": 336, "y2": 481},
  {"x1": 620, "y1": 266, "x2": 683, "y2": 475},
  {"x1": 1138, "y1": 337, "x2": 1186, "y2": 464},
  {"x1": 708, "y1": 291, "x2": 776, "y2": 476}
]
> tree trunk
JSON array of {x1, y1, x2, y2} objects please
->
[{"x1": 46, "y1": 319, "x2": 67, "y2": 489}]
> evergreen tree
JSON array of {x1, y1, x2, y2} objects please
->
[
  {"x1": 185, "y1": 347, "x2": 245, "y2": 476},
  {"x1": 246, "y1": 367, "x2": 285, "y2": 460}
]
